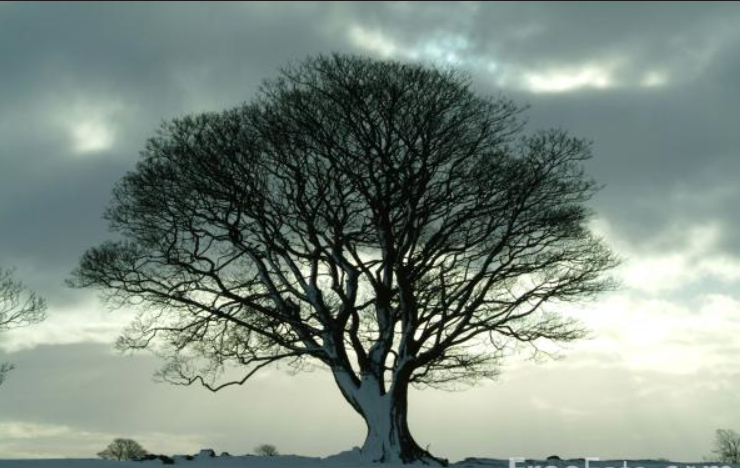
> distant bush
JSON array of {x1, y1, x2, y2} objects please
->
[
  {"x1": 547, "y1": 455, "x2": 562, "y2": 461},
  {"x1": 255, "y1": 444, "x2": 279, "y2": 456},
  {"x1": 97, "y1": 438, "x2": 148, "y2": 461}
]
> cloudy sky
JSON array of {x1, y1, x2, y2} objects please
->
[{"x1": 1, "y1": 1, "x2": 740, "y2": 462}]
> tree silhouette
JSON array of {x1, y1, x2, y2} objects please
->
[
  {"x1": 254, "y1": 444, "x2": 279, "y2": 457},
  {"x1": 97, "y1": 438, "x2": 148, "y2": 461},
  {"x1": 0, "y1": 266, "x2": 46, "y2": 385},
  {"x1": 711, "y1": 429, "x2": 740, "y2": 464},
  {"x1": 70, "y1": 54, "x2": 617, "y2": 464}
]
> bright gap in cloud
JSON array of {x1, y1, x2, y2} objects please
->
[
  {"x1": 54, "y1": 98, "x2": 126, "y2": 156},
  {"x1": 0, "y1": 296, "x2": 135, "y2": 352},
  {"x1": 641, "y1": 70, "x2": 669, "y2": 88},
  {"x1": 348, "y1": 24, "x2": 487, "y2": 69},
  {"x1": 408, "y1": 35, "x2": 471, "y2": 65},
  {"x1": 348, "y1": 24, "x2": 398, "y2": 58},
  {"x1": 346, "y1": 24, "x2": 677, "y2": 93},
  {"x1": 524, "y1": 65, "x2": 614, "y2": 93},
  {"x1": 573, "y1": 292, "x2": 740, "y2": 375},
  {"x1": 70, "y1": 119, "x2": 114, "y2": 153},
  {"x1": 571, "y1": 218, "x2": 740, "y2": 374}
]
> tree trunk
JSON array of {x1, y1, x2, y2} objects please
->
[{"x1": 332, "y1": 370, "x2": 446, "y2": 465}]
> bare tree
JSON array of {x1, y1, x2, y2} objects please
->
[
  {"x1": 711, "y1": 429, "x2": 740, "y2": 464},
  {"x1": 97, "y1": 438, "x2": 148, "y2": 461},
  {"x1": 0, "y1": 266, "x2": 46, "y2": 385},
  {"x1": 70, "y1": 54, "x2": 618, "y2": 464},
  {"x1": 254, "y1": 444, "x2": 279, "y2": 457}
]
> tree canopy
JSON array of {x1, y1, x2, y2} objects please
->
[
  {"x1": 97, "y1": 438, "x2": 148, "y2": 461},
  {"x1": 71, "y1": 54, "x2": 617, "y2": 463}
]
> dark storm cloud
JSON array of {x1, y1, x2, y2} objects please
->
[
  {"x1": 333, "y1": 2, "x2": 740, "y2": 256},
  {"x1": 3, "y1": 1, "x2": 740, "y2": 297},
  {"x1": 370, "y1": 3, "x2": 740, "y2": 265},
  {"x1": 520, "y1": 81, "x2": 740, "y2": 254},
  {"x1": 0, "y1": 1, "x2": 349, "y2": 301},
  {"x1": 0, "y1": 2, "x2": 339, "y2": 108}
]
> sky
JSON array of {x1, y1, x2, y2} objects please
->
[{"x1": 1, "y1": 1, "x2": 740, "y2": 462}]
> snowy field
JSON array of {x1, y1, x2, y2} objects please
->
[{"x1": 0, "y1": 451, "x2": 735, "y2": 468}]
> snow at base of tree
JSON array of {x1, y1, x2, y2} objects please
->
[{"x1": 0, "y1": 451, "x2": 737, "y2": 468}]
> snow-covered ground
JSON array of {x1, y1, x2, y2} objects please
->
[{"x1": 0, "y1": 451, "x2": 735, "y2": 468}]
